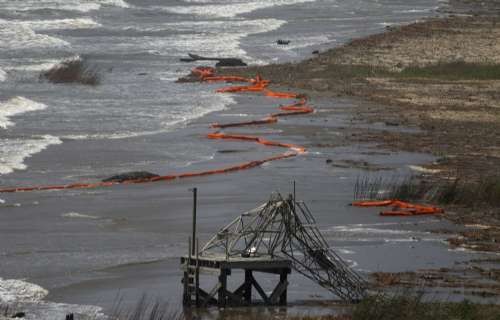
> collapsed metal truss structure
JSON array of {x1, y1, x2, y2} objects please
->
[{"x1": 200, "y1": 192, "x2": 366, "y2": 302}]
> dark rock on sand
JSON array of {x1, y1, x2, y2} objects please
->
[
  {"x1": 102, "y1": 171, "x2": 159, "y2": 183},
  {"x1": 215, "y1": 58, "x2": 247, "y2": 67},
  {"x1": 180, "y1": 53, "x2": 247, "y2": 67}
]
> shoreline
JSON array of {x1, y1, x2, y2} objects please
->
[
  {"x1": 221, "y1": 0, "x2": 500, "y2": 237},
  {"x1": 214, "y1": 0, "x2": 500, "y2": 298}
]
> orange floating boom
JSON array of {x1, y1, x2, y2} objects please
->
[
  {"x1": 0, "y1": 67, "x2": 313, "y2": 193},
  {"x1": 351, "y1": 200, "x2": 444, "y2": 216}
]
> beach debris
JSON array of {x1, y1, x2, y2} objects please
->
[
  {"x1": 276, "y1": 39, "x2": 291, "y2": 45},
  {"x1": 179, "y1": 53, "x2": 247, "y2": 67},
  {"x1": 200, "y1": 192, "x2": 367, "y2": 302},
  {"x1": 352, "y1": 199, "x2": 444, "y2": 216},
  {"x1": 102, "y1": 171, "x2": 159, "y2": 183},
  {"x1": 0, "y1": 68, "x2": 313, "y2": 193},
  {"x1": 312, "y1": 50, "x2": 320, "y2": 54}
]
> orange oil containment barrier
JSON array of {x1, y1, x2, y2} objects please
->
[
  {"x1": 351, "y1": 200, "x2": 444, "y2": 216},
  {"x1": 0, "y1": 67, "x2": 313, "y2": 193}
]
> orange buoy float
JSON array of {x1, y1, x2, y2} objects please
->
[{"x1": 351, "y1": 200, "x2": 444, "y2": 216}]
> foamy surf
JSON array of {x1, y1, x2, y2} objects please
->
[
  {"x1": 62, "y1": 212, "x2": 100, "y2": 219},
  {"x1": 0, "y1": 19, "x2": 69, "y2": 51},
  {"x1": 0, "y1": 0, "x2": 129, "y2": 12},
  {"x1": 153, "y1": 19, "x2": 286, "y2": 63},
  {"x1": 62, "y1": 93, "x2": 236, "y2": 141},
  {"x1": 0, "y1": 135, "x2": 62, "y2": 175},
  {"x1": 0, "y1": 97, "x2": 48, "y2": 129},
  {"x1": 0, "y1": 278, "x2": 48, "y2": 303},
  {"x1": 0, "y1": 278, "x2": 105, "y2": 320},
  {"x1": 16, "y1": 18, "x2": 102, "y2": 31},
  {"x1": 166, "y1": 0, "x2": 316, "y2": 18},
  {"x1": 0, "y1": 68, "x2": 6, "y2": 81}
]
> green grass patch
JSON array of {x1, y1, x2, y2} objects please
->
[
  {"x1": 351, "y1": 294, "x2": 500, "y2": 320},
  {"x1": 398, "y1": 61, "x2": 500, "y2": 80}
]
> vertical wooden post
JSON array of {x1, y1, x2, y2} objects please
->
[
  {"x1": 244, "y1": 269, "x2": 252, "y2": 303},
  {"x1": 195, "y1": 238, "x2": 200, "y2": 307},
  {"x1": 191, "y1": 188, "x2": 197, "y2": 255},
  {"x1": 279, "y1": 269, "x2": 288, "y2": 306},
  {"x1": 218, "y1": 268, "x2": 228, "y2": 307}
]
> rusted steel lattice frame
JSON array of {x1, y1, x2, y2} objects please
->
[{"x1": 200, "y1": 193, "x2": 367, "y2": 302}]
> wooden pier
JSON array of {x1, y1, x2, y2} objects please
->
[{"x1": 181, "y1": 252, "x2": 291, "y2": 307}]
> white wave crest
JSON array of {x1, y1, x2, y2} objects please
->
[
  {"x1": 0, "y1": 135, "x2": 62, "y2": 175},
  {"x1": 62, "y1": 93, "x2": 235, "y2": 141},
  {"x1": 0, "y1": 97, "x2": 48, "y2": 129},
  {"x1": 0, "y1": 0, "x2": 129, "y2": 12},
  {"x1": 16, "y1": 18, "x2": 102, "y2": 31},
  {"x1": 0, "y1": 68, "x2": 6, "y2": 82},
  {"x1": 0, "y1": 278, "x2": 48, "y2": 303},
  {"x1": 166, "y1": 0, "x2": 316, "y2": 18},
  {"x1": 0, "y1": 19, "x2": 69, "y2": 51},
  {"x1": 62, "y1": 212, "x2": 100, "y2": 219},
  {"x1": 151, "y1": 19, "x2": 286, "y2": 63}
]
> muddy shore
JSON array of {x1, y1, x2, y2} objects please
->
[{"x1": 217, "y1": 0, "x2": 500, "y2": 298}]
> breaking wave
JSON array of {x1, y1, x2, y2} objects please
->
[
  {"x1": 0, "y1": 19, "x2": 69, "y2": 51},
  {"x1": 0, "y1": 0, "x2": 129, "y2": 12},
  {"x1": 166, "y1": 0, "x2": 316, "y2": 18},
  {"x1": 0, "y1": 97, "x2": 48, "y2": 129},
  {"x1": 0, "y1": 135, "x2": 62, "y2": 175}
]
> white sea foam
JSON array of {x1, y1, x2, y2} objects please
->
[
  {"x1": 62, "y1": 93, "x2": 236, "y2": 140},
  {"x1": 62, "y1": 212, "x2": 99, "y2": 219},
  {"x1": 330, "y1": 226, "x2": 415, "y2": 235},
  {"x1": 0, "y1": 68, "x2": 6, "y2": 82},
  {"x1": 0, "y1": 278, "x2": 106, "y2": 320},
  {"x1": 166, "y1": 0, "x2": 316, "y2": 18},
  {"x1": 6, "y1": 56, "x2": 81, "y2": 72},
  {"x1": 0, "y1": 19, "x2": 69, "y2": 51},
  {"x1": 0, "y1": 97, "x2": 48, "y2": 129},
  {"x1": 16, "y1": 18, "x2": 102, "y2": 31},
  {"x1": 0, "y1": 278, "x2": 48, "y2": 303},
  {"x1": 152, "y1": 19, "x2": 286, "y2": 63},
  {"x1": 0, "y1": 135, "x2": 62, "y2": 175},
  {"x1": 0, "y1": 0, "x2": 129, "y2": 12},
  {"x1": 0, "y1": 199, "x2": 5, "y2": 204}
]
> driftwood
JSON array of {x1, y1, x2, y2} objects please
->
[{"x1": 180, "y1": 53, "x2": 247, "y2": 67}]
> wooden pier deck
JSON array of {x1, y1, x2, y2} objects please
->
[{"x1": 181, "y1": 253, "x2": 292, "y2": 308}]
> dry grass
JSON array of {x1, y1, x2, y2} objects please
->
[{"x1": 354, "y1": 175, "x2": 500, "y2": 210}]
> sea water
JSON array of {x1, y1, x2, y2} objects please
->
[{"x1": 0, "y1": 0, "x2": 457, "y2": 317}]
